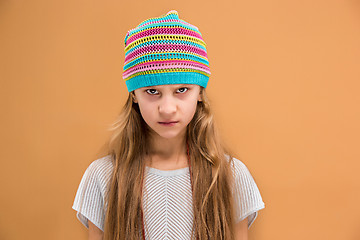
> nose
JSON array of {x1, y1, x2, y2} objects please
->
[{"x1": 158, "y1": 95, "x2": 177, "y2": 115}]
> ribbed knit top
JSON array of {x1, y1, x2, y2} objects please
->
[{"x1": 72, "y1": 155, "x2": 265, "y2": 238}]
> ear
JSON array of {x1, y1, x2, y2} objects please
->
[
  {"x1": 131, "y1": 92, "x2": 138, "y2": 103},
  {"x1": 197, "y1": 90, "x2": 203, "y2": 102}
]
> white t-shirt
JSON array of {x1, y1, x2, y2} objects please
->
[{"x1": 72, "y1": 154, "x2": 265, "y2": 238}]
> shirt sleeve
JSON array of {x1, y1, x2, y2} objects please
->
[
  {"x1": 72, "y1": 157, "x2": 112, "y2": 232},
  {"x1": 231, "y1": 158, "x2": 265, "y2": 229}
]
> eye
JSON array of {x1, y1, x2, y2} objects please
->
[
  {"x1": 177, "y1": 87, "x2": 188, "y2": 93},
  {"x1": 145, "y1": 89, "x2": 159, "y2": 95},
  {"x1": 145, "y1": 87, "x2": 188, "y2": 95}
]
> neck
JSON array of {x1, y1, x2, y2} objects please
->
[
  {"x1": 148, "y1": 133, "x2": 187, "y2": 159},
  {"x1": 144, "y1": 127, "x2": 190, "y2": 170}
]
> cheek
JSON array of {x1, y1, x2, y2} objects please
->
[
  {"x1": 138, "y1": 103, "x2": 155, "y2": 122},
  {"x1": 185, "y1": 101, "x2": 198, "y2": 120}
]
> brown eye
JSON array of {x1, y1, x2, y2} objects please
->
[
  {"x1": 146, "y1": 89, "x2": 158, "y2": 95},
  {"x1": 177, "y1": 87, "x2": 188, "y2": 93}
]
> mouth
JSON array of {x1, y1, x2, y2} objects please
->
[{"x1": 158, "y1": 121, "x2": 179, "y2": 126}]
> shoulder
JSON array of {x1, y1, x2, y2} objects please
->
[
  {"x1": 224, "y1": 154, "x2": 262, "y2": 191},
  {"x1": 224, "y1": 154, "x2": 251, "y2": 178},
  {"x1": 87, "y1": 155, "x2": 114, "y2": 176},
  {"x1": 82, "y1": 155, "x2": 114, "y2": 189},
  {"x1": 73, "y1": 155, "x2": 115, "y2": 207}
]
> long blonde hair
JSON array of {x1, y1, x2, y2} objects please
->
[{"x1": 99, "y1": 87, "x2": 238, "y2": 239}]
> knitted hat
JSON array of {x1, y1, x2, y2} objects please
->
[{"x1": 123, "y1": 10, "x2": 210, "y2": 92}]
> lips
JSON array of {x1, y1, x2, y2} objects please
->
[{"x1": 159, "y1": 121, "x2": 178, "y2": 124}]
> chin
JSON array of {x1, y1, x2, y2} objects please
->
[
  {"x1": 153, "y1": 127, "x2": 186, "y2": 139},
  {"x1": 157, "y1": 131, "x2": 182, "y2": 139}
]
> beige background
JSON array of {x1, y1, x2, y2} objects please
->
[{"x1": 1, "y1": 0, "x2": 359, "y2": 239}]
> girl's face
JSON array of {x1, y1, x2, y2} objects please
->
[{"x1": 133, "y1": 84, "x2": 202, "y2": 140}]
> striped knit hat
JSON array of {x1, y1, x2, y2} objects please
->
[{"x1": 123, "y1": 10, "x2": 211, "y2": 92}]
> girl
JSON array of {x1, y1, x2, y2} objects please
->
[{"x1": 72, "y1": 10, "x2": 265, "y2": 240}]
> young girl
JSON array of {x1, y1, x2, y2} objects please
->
[{"x1": 72, "y1": 10, "x2": 265, "y2": 240}]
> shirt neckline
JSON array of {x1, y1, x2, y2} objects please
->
[{"x1": 145, "y1": 166, "x2": 189, "y2": 177}]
